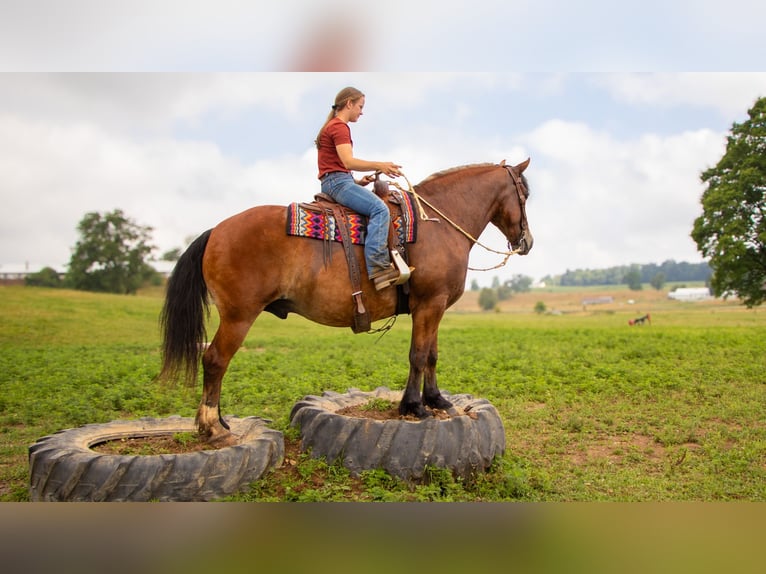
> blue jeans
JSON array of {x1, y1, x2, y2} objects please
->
[{"x1": 321, "y1": 172, "x2": 391, "y2": 276}]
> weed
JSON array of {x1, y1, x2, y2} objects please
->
[
  {"x1": 359, "y1": 398, "x2": 397, "y2": 412},
  {"x1": 172, "y1": 432, "x2": 198, "y2": 447}
]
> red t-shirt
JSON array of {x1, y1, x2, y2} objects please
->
[{"x1": 317, "y1": 117, "x2": 352, "y2": 179}]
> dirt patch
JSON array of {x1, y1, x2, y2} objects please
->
[
  {"x1": 89, "y1": 406, "x2": 459, "y2": 457},
  {"x1": 92, "y1": 434, "x2": 215, "y2": 455},
  {"x1": 567, "y1": 434, "x2": 673, "y2": 466},
  {"x1": 336, "y1": 403, "x2": 456, "y2": 421}
]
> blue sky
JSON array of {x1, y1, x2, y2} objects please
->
[{"x1": 1, "y1": 3, "x2": 764, "y2": 286}]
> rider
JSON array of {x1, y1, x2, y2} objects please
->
[{"x1": 315, "y1": 86, "x2": 404, "y2": 291}]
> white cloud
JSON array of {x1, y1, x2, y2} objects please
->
[
  {"x1": 500, "y1": 119, "x2": 726, "y2": 280},
  {"x1": 595, "y1": 73, "x2": 766, "y2": 119},
  {"x1": 0, "y1": 112, "x2": 316, "y2": 267}
]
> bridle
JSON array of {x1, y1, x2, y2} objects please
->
[
  {"x1": 390, "y1": 162, "x2": 531, "y2": 271},
  {"x1": 500, "y1": 162, "x2": 532, "y2": 257}
]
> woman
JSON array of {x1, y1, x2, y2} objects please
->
[{"x1": 316, "y1": 86, "x2": 404, "y2": 290}]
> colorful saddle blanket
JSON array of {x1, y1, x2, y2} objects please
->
[{"x1": 286, "y1": 189, "x2": 418, "y2": 246}]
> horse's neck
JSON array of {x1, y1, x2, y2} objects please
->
[{"x1": 418, "y1": 169, "x2": 499, "y2": 237}]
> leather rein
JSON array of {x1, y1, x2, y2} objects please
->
[{"x1": 391, "y1": 162, "x2": 530, "y2": 271}]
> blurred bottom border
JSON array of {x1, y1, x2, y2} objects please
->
[{"x1": 1, "y1": 502, "x2": 764, "y2": 574}]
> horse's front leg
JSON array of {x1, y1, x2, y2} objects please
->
[
  {"x1": 422, "y1": 334, "x2": 453, "y2": 412},
  {"x1": 400, "y1": 304, "x2": 451, "y2": 418},
  {"x1": 400, "y1": 343, "x2": 429, "y2": 418},
  {"x1": 197, "y1": 317, "x2": 253, "y2": 447}
]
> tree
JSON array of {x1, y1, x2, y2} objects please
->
[
  {"x1": 67, "y1": 209, "x2": 157, "y2": 294},
  {"x1": 478, "y1": 288, "x2": 498, "y2": 311},
  {"x1": 505, "y1": 274, "x2": 533, "y2": 293},
  {"x1": 692, "y1": 97, "x2": 766, "y2": 307},
  {"x1": 161, "y1": 248, "x2": 182, "y2": 262},
  {"x1": 25, "y1": 266, "x2": 62, "y2": 288},
  {"x1": 496, "y1": 282, "x2": 513, "y2": 301},
  {"x1": 650, "y1": 272, "x2": 666, "y2": 291},
  {"x1": 623, "y1": 267, "x2": 643, "y2": 291}
]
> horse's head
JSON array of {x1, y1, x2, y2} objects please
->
[{"x1": 492, "y1": 158, "x2": 533, "y2": 255}]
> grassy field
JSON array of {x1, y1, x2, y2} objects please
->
[{"x1": 1, "y1": 284, "x2": 764, "y2": 501}]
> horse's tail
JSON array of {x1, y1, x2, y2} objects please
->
[{"x1": 159, "y1": 229, "x2": 212, "y2": 386}]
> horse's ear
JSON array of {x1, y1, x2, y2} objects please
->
[
  {"x1": 499, "y1": 159, "x2": 506, "y2": 166},
  {"x1": 515, "y1": 158, "x2": 530, "y2": 173}
]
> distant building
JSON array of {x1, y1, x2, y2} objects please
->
[
  {"x1": 0, "y1": 260, "x2": 176, "y2": 284},
  {"x1": 0, "y1": 263, "x2": 66, "y2": 284},
  {"x1": 668, "y1": 287, "x2": 712, "y2": 301}
]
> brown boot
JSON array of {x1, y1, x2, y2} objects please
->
[{"x1": 370, "y1": 266, "x2": 400, "y2": 291}]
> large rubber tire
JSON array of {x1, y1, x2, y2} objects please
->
[
  {"x1": 28, "y1": 416, "x2": 284, "y2": 501},
  {"x1": 289, "y1": 387, "x2": 505, "y2": 481}
]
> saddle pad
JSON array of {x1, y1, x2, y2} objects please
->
[
  {"x1": 287, "y1": 205, "x2": 366, "y2": 244},
  {"x1": 286, "y1": 190, "x2": 417, "y2": 245}
]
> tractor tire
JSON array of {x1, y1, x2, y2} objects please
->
[
  {"x1": 289, "y1": 387, "x2": 505, "y2": 481},
  {"x1": 29, "y1": 415, "x2": 283, "y2": 501}
]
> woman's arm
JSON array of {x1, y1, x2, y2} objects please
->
[{"x1": 336, "y1": 144, "x2": 401, "y2": 177}]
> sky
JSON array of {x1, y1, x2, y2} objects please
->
[{"x1": 1, "y1": 2, "x2": 765, "y2": 286}]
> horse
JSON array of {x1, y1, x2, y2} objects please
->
[
  {"x1": 629, "y1": 313, "x2": 651, "y2": 326},
  {"x1": 159, "y1": 159, "x2": 533, "y2": 446}
]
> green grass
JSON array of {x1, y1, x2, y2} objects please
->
[{"x1": 1, "y1": 285, "x2": 764, "y2": 501}]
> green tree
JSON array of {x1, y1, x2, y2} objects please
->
[
  {"x1": 161, "y1": 247, "x2": 182, "y2": 261},
  {"x1": 25, "y1": 266, "x2": 62, "y2": 288},
  {"x1": 478, "y1": 288, "x2": 498, "y2": 311},
  {"x1": 496, "y1": 283, "x2": 513, "y2": 301},
  {"x1": 623, "y1": 268, "x2": 643, "y2": 291},
  {"x1": 67, "y1": 209, "x2": 157, "y2": 294},
  {"x1": 505, "y1": 274, "x2": 533, "y2": 293},
  {"x1": 692, "y1": 97, "x2": 766, "y2": 307},
  {"x1": 650, "y1": 272, "x2": 666, "y2": 291}
]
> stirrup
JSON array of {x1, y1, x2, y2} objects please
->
[
  {"x1": 373, "y1": 269, "x2": 414, "y2": 291},
  {"x1": 390, "y1": 249, "x2": 412, "y2": 285},
  {"x1": 372, "y1": 251, "x2": 414, "y2": 291}
]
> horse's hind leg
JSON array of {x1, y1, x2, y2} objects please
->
[{"x1": 197, "y1": 315, "x2": 255, "y2": 447}]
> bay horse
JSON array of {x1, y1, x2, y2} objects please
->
[{"x1": 160, "y1": 159, "x2": 533, "y2": 446}]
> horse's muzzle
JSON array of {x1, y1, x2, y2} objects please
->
[{"x1": 515, "y1": 229, "x2": 533, "y2": 255}]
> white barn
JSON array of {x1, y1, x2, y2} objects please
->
[{"x1": 668, "y1": 287, "x2": 712, "y2": 301}]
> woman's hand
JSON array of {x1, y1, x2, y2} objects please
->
[
  {"x1": 357, "y1": 174, "x2": 376, "y2": 186},
  {"x1": 378, "y1": 162, "x2": 402, "y2": 178}
]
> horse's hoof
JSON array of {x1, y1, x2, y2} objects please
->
[
  {"x1": 424, "y1": 394, "x2": 453, "y2": 411},
  {"x1": 398, "y1": 402, "x2": 431, "y2": 420},
  {"x1": 207, "y1": 432, "x2": 239, "y2": 448},
  {"x1": 198, "y1": 422, "x2": 239, "y2": 448}
]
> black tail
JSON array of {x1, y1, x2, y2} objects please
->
[{"x1": 159, "y1": 229, "x2": 212, "y2": 385}]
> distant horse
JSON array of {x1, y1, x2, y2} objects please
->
[
  {"x1": 629, "y1": 313, "x2": 651, "y2": 326},
  {"x1": 160, "y1": 160, "x2": 533, "y2": 446}
]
